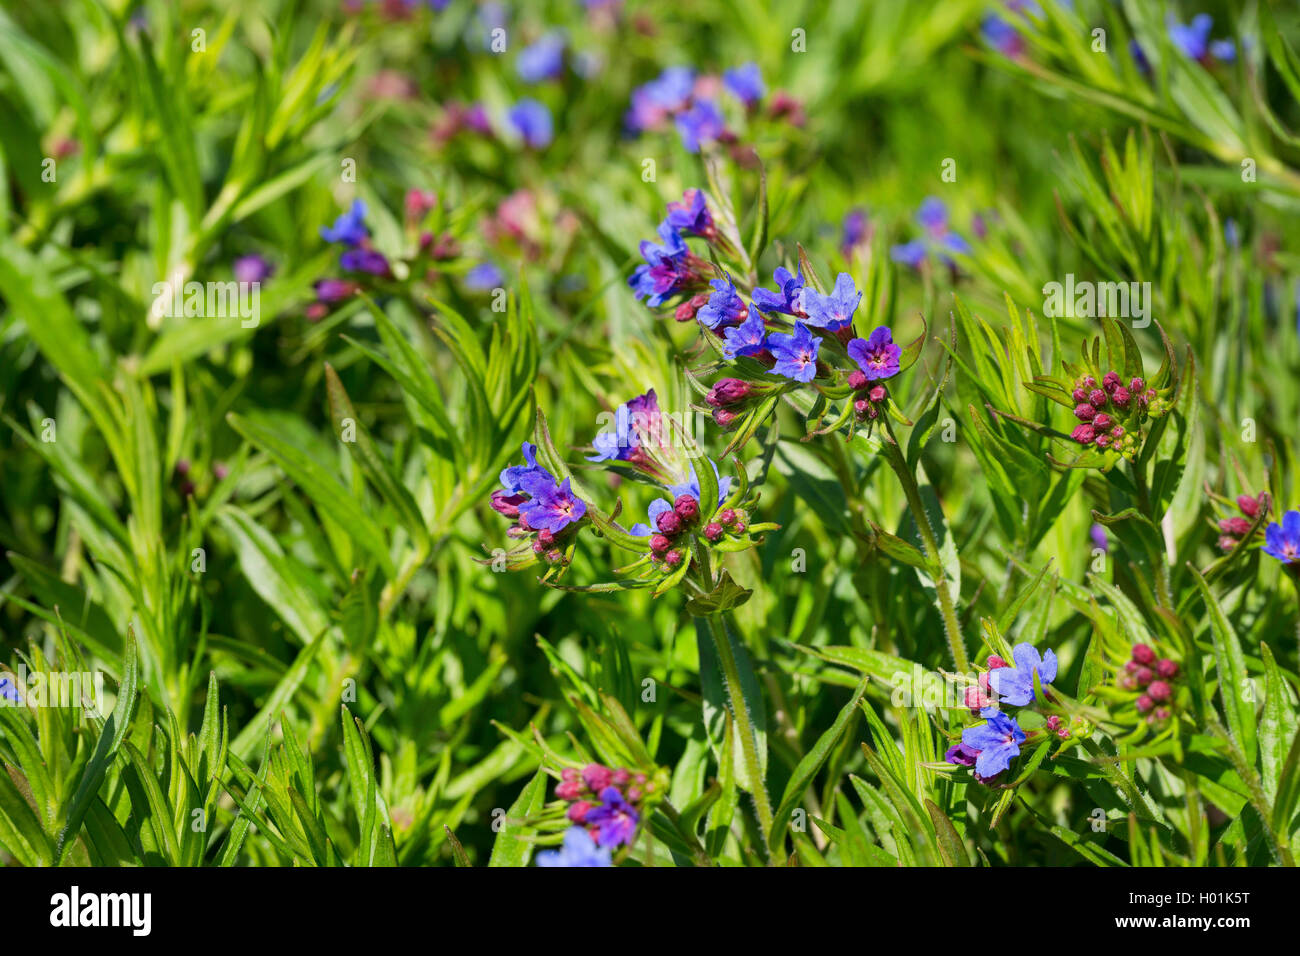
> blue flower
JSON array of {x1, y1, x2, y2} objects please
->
[
  {"x1": 0, "y1": 676, "x2": 18, "y2": 704},
  {"x1": 339, "y1": 247, "x2": 390, "y2": 276},
  {"x1": 585, "y1": 787, "x2": 639, "y2": 847},
  {"x1": 667, "y1": 459, "x2": 734, "y2": 506},
  {"x1": 465, "y1": 262, "x2": 506, "y2": 290},
  {"x1": 723, "y1": 62, "x2": 765, "y2": 106},
  {"x1": 665, "y1": 188, "x2": 714, "y2": 238},
  {"x1": 981, "y1": 15, "x2": 1025, "y2": 58},
  {"x1": 517, "y1": 32, "x2": 565, "y2": 83},
  {"x1": 766, "y1": 321, "x2": 821, "y2": 383},
  {"x1": 625, "y1": 66, "x2": 695, "y2": 133},
  {"x1": 629, "y1": 221, "x2": 694, "y2": 306},
  {"x1": 751, "y1": 266, "x2": 805, "y2": 316},
  {"x1": 847, "y1": 326, "x2": 901, "y2": 380},
  {"x1": 536, "y1": 826, "x2": 612, "y2": 867},
  {"x1": 1263, "y1": 510, "x2": 1300, "y2": 564},
  {"x1": 987, "y1": 642, "x2": 1058, "y2": 707},
  {"x1": 517, "y1": 475, "x2": 587, "y2": 533},
  {"x1": 1169, "y1": 13, "x2": 1234, "y2": 63},
  {"x1": 499, "y1": 442, "x2": 550, "y2": 494},
  {"x1": 722, "y1": 305, "x2": 768, "y2": 359},
  {"x1": 841, "y1": 209, "x2": 869, "y2": 256},
  {"x1": 802, "y1": 272, "x2": 861, "y2": 331},
  {"x1": 696, "y1": 276, "x2": 748, "y2": 330},
  {"x1": 587, "y1": 390, "x2": 661, "y2": 462},
  {"x1": 890, "y1": 197, "x2": 971, "y2": 269},
  {"x1": 675, "y1": 99, "x2": 725, "y2": 153},
  {"x1": 508, "y1": 98, "x2": 553, "y2": 148},
  {"x1": 321, "y1": 199, "x2": 369, "y2": 246},
  {"x1": 960, "y1": 711, "x2": 1026, "y2": 778}
]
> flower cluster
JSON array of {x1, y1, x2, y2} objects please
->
[
  {"x1": 946, "y1": 643, "x2": 1060, "y2": 781},
  {"x1": 1214, "y1": 491, "x2": 1270, "y2": 552},
  {"x1": 1069, "y1": 371, "x2": 1166, "y2": 461},
  {"x1": 489, "y1": 442, "x2": 588, "y2": 568},
  {"x1": 623, "y1": 63, "x2": 799, "y2": 153},
  {"x1": 1117, "y1": 643, "x2": 1180, "y2": 725},
  {"x1": 554, "y1": 763, "x2": 656, "y2": 848}
]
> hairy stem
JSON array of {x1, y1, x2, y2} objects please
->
[{"x1": 881, "y1": 420, "x2": 968, "y2": 672}]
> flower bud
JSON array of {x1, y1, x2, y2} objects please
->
[
  {"x1": 713, "y1": 408, "x2": 739, "y2": 428},
  {"x1": 1072, "y1": 388, "x2": 1089, "y2": 403},
  {"x1": 1237, "y1": 494, "x2": 1261, "y2": 518},
  {"x1": 675, "y1": 300, "x2": 699, "y2": 321},
  {"x1": 1089, "y1": 389, "x2": 1107, "y2": 407},
  {"x1": 848, "y1": 370, "x2": 869, "y2": 391},
  {"x1": 1103, "y1": 371, "x2": 1121, "y2": 392},
  {"x1": 1131, "y1": 644, "x2": 1155, "y2": 665},
  {"x1": 868, "y1": 385, "x2": 887, "y2": 402},
  {"x1": 1219, "y1": 517, "x2": 1251, "y2": 536},
  {"x1": 1134, "y1": 666, "x2": 1154, "y2": 686},
  {"x1": 567, "y1": 801, "x2": 593, "y2": 824},
  {"x1": 719, "y1": 509, "x2": 736, "y2": 525},
  {"x1": 582, "y1": 764, "x2": 613, "y2": 791},
  {"x1": 1074, "y1": 404, "x2": 1096, "y2": 421},
  {"x1": 1071, "y1": 424, "x2": 1096, "y2": 445},
  {"x1": 853, "y1": 398, "x2": 870, "y2": 418},
  {"x1": 657, "y1": 511, "x2": 682, "y2": 535},
  {"x1": 556, "y1": 781, "x2": 582, "y2": 800},
  {"x1": 1093, "y1": 413, "x2": 1113, "y2": 429},
  {"x1": 532, "y1": 540, "x2": 546, "y2": 554},
  {"x1": 1147, "y1": 680, "x2": 1172, "y2": 702},
  {"x1": 733, "y1": 521, "x2": 747, "y2": 534},
  {"x1": 1135, "y1": 695, "x2": 1154, "y2": 714},
  {"x1": 987, "y1": 655, "x2": 1008, "y2": 669},
  {"x1": 673, "y1": 494, "x2": 700, "y2": 522},
  {"x1": 1095, "y1": 434, "x2": 1111, "y2": 449},
  {"x1": 707, "y1": 378, "x2": 753, "y2": 407},
  {"x1": 1111, "y1": 387, "x2": 1131, "y2": 407},
  {"x1": 704, "y1": 522, "x2": 724, "y2": 541},
  {"x1": 649, "y1": 533, "x2": 672, "y2": 553},
  {"x1": 1155, "y1": 659, "x2": 1178, "y2": 679},
  {"x1": 612, "y1": 769, "x2": 630, "y2": 787},
  {"x1": 663, "y1": 549, "x2": 683, "y2": 567}
]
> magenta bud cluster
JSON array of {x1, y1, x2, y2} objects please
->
[{"x1": 1120, "y1": 643, "x2": 1179, "y2": 724}]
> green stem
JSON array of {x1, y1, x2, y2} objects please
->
[
  {"x1": 1132, "y1": 460, "x2": 1172, "y2": 609},
  {"x1": 702, "y1": 606, "x2": 774, "y2": 848},
  {"x1": 660, "y1": 800, "x2": 714, "y2": 868},
  {"x1": 880, "y1": 420, "x2": 968, "y2": 672}
]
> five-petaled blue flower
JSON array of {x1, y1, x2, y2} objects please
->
[
  {"x1": 802, "y1": 272, "x2": 862, "y2": 331},
  {"x1": 752, "y1": 266, "x2": 806, "y2": 316},
  {"x1": 960, "y1": 711, "x2": 1026, "y2": 778},
  {"x1": 585, "y1": 787, "x2": 639, "y2": 847},
  {"x1": 766, "y1": 321, "x2": 821, "y2": 383},
  {"x1": 466, "y1": 262, "x2": 506, "y2": 290},
  {"x1": 536, "y1": 826, "x2": 612, "y2": 867},
  {"x1": 629, "y1": 222, "x2": 692, "y2": 306},
  {"x1": 722, "y1": 305, "x2": 768, "y2": 359},
  {"x1": 517, "y1": 474, "x2": 587, "y2": 533},
  {"x1": 697, "y1": 276, "x2": 748, "y2": 330},
  {"x1": 508, "y1": 98, "x2": 553, "y2": 148},
  {"x1": 321, "y1": 199, "x2": 369, "y2": 246},
  {"x1": 1263, "y1": 510, "x2": 1300, "y2": 564},
  {"x1": 988, "y1": 642, "x2": 1058, "y2": 707},
  {"x1": 847, "y1": 326, "x2": 902, "y2": 380},
  {"x1": 723, "y1": 62, "x2": 765, "y2": 106}
]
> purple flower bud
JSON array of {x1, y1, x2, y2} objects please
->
[
  {"x1": 1156, "y1": 659, "x2": 1179, "y2": 679},
  {"x1": 663, "y1": 549, "x2": 683, "y2": 566},
  {"x1": 704, "y1": 522, "x2": 723, "y2": 541},
  {"x1": 1074, "y1": 404, "x2": 1096, "y2": 421},
  {"x1": 1237, "y1": 494, "x2": 1263, "y2": 517},
  {"x1": 1136, "y1": 695, "x2": 1154, "y2": 714},
  {"x1": 1089, "y1": 389, "x2": 1107, "y2": 407},
  {"x1": 1129, "y1": 377, "x2": 1145, "y2": 392},
  {"x1": 567, "y1": 801, "x2": 593, "y2": 824},
  {"x1": 1111, "y1": 387, "x2": 1131, "y2": 407},
  {"x1": 674, "y1": 494, "x2": 700, "y2": 522},
  {"x1": 1131, "y1": 644, "x2": 1155, "y2": 665},
  {"x1": 713, "y1": 408, "x2": 739, "y2": 428},
  {"x1": 707, "y1": 378, "x2": 753, "y2": 407},
  {"x1": 1071, "y1": 424, "x2": 1096, "y2": 445},
  {"x1": 556, "y1": 781, "x2": 582, "y2": 800},
  {"x1": 1134, "y1": 666, "x2": 1154, "y2": 686},
  {"x1": 1220, "y1": 517, "x2": 1251, "y2": 536},
  {"x1": 582, "y1": 764, "x2": 613, "y2": 792},
  {"x1": 649, "y1": 533, "x2": 672, "y2": 553},
  {"x1": 1103, "y1": 371, "x2": 1121, "y2": 393},
  {"x1": 657, "y1": 511, "x2": 682, "y2": 535},
  {"x1": 848, "y1": 370, "x2": 869, "y2": 391},
  {"x1": 1072, "y1": 387, "x2": 1089, "y2": 403},
  {"x1": 1093, "y1": 413, "x2": 1113, "y2": 430},
  {"x1": 719, "y1": 509, "x2": 736, "y2": 525},
  {"x1": 1147, "y1": 680, "x2": 1172, "y2": 702},
  {"x1": 868, "y1": 385, "x2": 887, "y2": 402}
]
